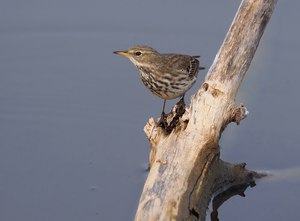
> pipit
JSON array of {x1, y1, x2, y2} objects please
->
[{"x1": 114, "y1": 45, "x2": 205, "y2": 124}]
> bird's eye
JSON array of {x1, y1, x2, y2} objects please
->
[{"x1": 135, "y1": 51, "x2": 142, "y2": 56}]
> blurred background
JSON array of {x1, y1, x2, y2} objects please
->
[{"x1": 1, "y1": 0, "x2": 299, "y2": 220}]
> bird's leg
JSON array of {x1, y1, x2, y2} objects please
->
[
  {"x1": 158, "y1": 100, "x2": 168, "y2": 128},
  {"x1": 162, "y1": 99, "x2": 166, "y2": 116}
]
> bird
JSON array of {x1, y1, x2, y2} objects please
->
[{"x1": 113, "y1": 45, "x2": 205, "y2": 123}]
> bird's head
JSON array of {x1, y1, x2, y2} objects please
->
[{"x1": 113, "y1": 45, "x2": 159, "y2": 66}]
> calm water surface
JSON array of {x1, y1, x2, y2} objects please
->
[{"x1": 0, "y1": 1, "x2": 300, "y2": 220}]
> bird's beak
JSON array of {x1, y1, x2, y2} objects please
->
[{"x1": 113, "y1": 51, "x2": 129, "y2": 57}]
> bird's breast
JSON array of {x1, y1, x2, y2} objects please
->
[{"x1": 136, "y1": 65, "x2": 197, "y2": 100}]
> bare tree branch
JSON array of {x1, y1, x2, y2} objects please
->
[{"x1": 135, "y1": 0, "x2": 277, "y2": 220}]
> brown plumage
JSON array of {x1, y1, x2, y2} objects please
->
[{"x1": 114, "y1": 45, "x2": 205, "y2": 115}]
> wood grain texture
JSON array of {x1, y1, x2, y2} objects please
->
[{"x1": 135, "y1": 0, "x2": 276, "y2": 220}]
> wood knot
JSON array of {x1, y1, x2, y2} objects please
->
[
  {"x1": 231, "y1": 104, "x2": 249, "y2": 125},
  {"x1": 202, "y1": 82, "x2": 209, "y2": 91},
  {"x1": 211, "y1": 87, "x2": 223, "y2": 97}
]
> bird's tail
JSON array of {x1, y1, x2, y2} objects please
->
[{"x1": 192, "y1": 56, "x2": 205, "y2": 70}]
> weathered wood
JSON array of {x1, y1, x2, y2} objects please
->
[{"x1": 135, "y1": 0, "x2": 277, "y2": 220}]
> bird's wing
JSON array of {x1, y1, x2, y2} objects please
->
[{"x1": 162, "y1": 54, "x2": 200, "y2": 77}]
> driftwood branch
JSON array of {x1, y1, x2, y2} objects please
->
[{"x1": 135, "y1": 0, "x2": 276, "y2": 220}]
